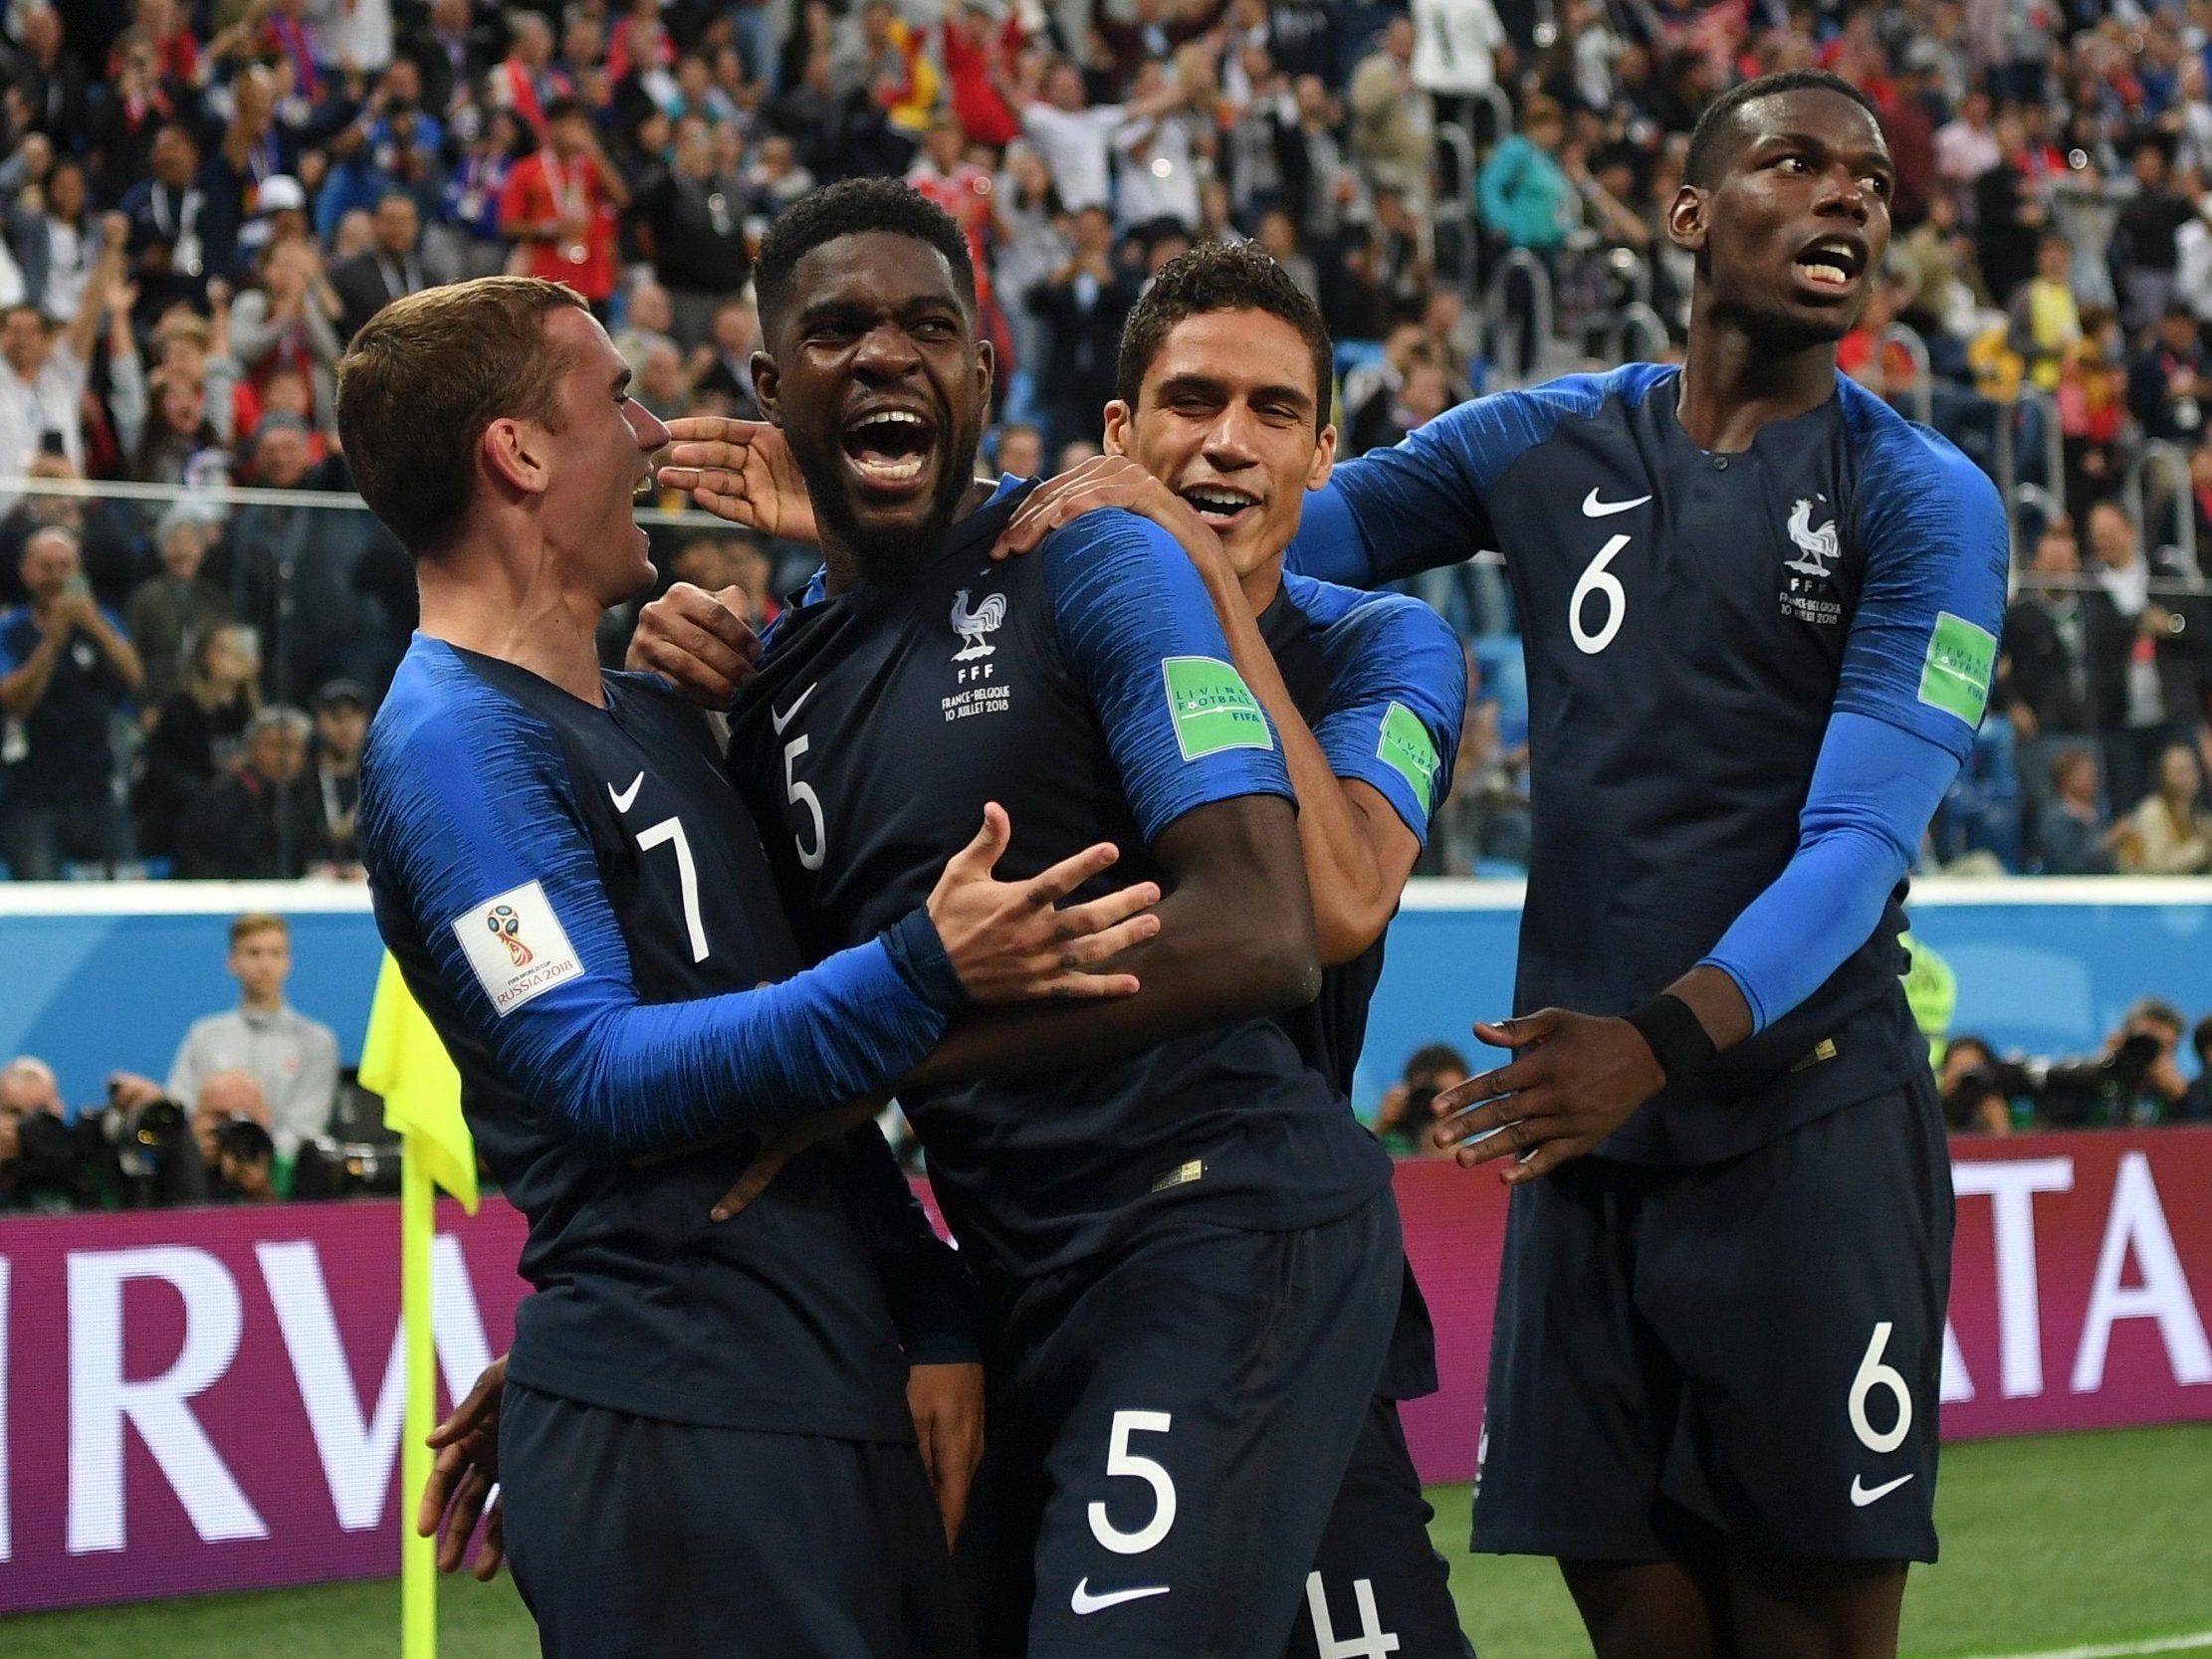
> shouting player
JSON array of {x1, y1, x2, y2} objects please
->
[
  {"x1": 661, "y1": 180, "x2": 1405, "y2": 1658},
  {"x1": 1284, "y1": 70, "x2": 2006, "y2": 1659},
  {"x1": 640, "y1": 239, "x2": 1478, "y2": 1657},
  {"x1": 340, "y1": 276, "x2": 1160, "y2": 1657}
]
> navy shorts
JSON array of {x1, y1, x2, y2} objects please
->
[
  {"x1": 500, "y1": 1381, "x2": 974, "y2": 1658},
  {"x1": 1472, "y1": 1077, "x2": 1952, "y2": 1564},
  {"x1": 960, "y1": 1193, "x2": 1402, "y2": 1658}
]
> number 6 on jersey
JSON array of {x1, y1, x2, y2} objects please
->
[{"x1": 1571, "y1": 533, "x2": 1631, "y2": 656}]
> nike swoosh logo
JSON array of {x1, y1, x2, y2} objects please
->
[
  {"x1": 1582, "y1": 488, "x2": 1654, "y2": 518},
  {"x1": 1070, "y1": 1578, "x2": 1171, "y2": 1615},
  {"x1": 771, "y1": 684, "x2": 816, "y2": 735},
  {"x1": 1850, "y1": 1472, "x2": 1914, "y2": 1507},
  {"x1": 607, "y1": 772, "x2": 644, "y2": 813}
]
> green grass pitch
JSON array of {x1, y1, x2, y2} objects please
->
[{"x1": 5, "y1": 1425, "x2": 2206, "y2": 1658}]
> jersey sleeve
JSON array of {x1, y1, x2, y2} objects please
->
[
  {"x1": 1042, "y1": 508, "x2": 1295, "y2": 844},
  {"x1": 1288, "y1": 376, "x2": 1632, "y2": 588},
  {"x1": 1698, "y1": 710, "x2": 1956, "y2": 1033},
  {"x1": 1308, "y1": 590, "x2": 1468, "y2": 846},
  {"x1": 359, "y1": 660, "x2": 968, "y2": 1163},
  {"x1": 1832, "y1": 418, "x2": 2010, "y2": 762}
]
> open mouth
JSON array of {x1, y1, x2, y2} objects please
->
[
  {"x1": 1179, "y1": 483, "x2": 1262, "y2": 531},
  {"x1": 1793, "y1": 235, "x2": 1867, "y2": 297},
  {"x1": 840, "y1": 406, "x2": 938, "y2": 494}
]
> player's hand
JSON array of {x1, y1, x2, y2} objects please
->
[
  {"x1": 1430, "y1": 1009, "x2": 1666, "y2": 1184},
  {"x1": 626, "y1": 581, "x2": 762, "y2": 708},
  {"x1": 709, "y1": 1096, "x2": 883, "y2": 1222},
  {"x1": 928, "y1": 803, "x2": 1161, "y2": 1001},
  {"x1": 907, "y1": 1361, "x2": 986, "y2": 1547},
  {"x1": 655, "y1": 417, "x2": 817, "y2": 543},
  {"x1": 988, "y1": 455, "x2": 1227, "y2": 583},
  {"x1": 418, "y1": 1352, "x2": 507, "y2": 1579}
]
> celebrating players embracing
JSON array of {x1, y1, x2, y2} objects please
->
[{"x1": 338, "y1": 276, "x2": 1160, "y2": 1658}]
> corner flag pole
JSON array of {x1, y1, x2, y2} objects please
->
[{"x1": 400, "y1": 1136, "x2": 439, "y2": 1659}]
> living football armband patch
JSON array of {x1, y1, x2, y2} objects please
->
[
  {"x1": 1377, "y1": 701, "x2": 1441, "y2": 814},
  {"x1": 1915, "y1": 612, "x2": 1997, "y2": 727},
  {"x1": 453, "y1": 879, "x2": 585, "y2": 1015},
  {"x1": 1161, "y1": 656, "x2": 1274, "y2": 761}
]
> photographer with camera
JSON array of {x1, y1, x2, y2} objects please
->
[
  {"x1": 1953, "y1": 999, "x2": 2197, "y2": 1132},
  {"x1": 1938, "y1": 1035, "x2": 2019, "y2": 1135},
  {"x1": 1373, "y1": 1043, "x2": 1469, "y2": 1158},
  {"x1": 1, "y1": 1061, "x2": 212, "y2": 1210},
  {"x1": 193, "y1": 1070, "x2": 280, "y2": 1203}
]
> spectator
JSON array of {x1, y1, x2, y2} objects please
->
[
  {"x1": 327, "y1": 190, "x2": 433, "y2": 343},
  {"x1": 1372, "y1": 1044, "x2": 1468, "y2": 1157},
  {"x1": 1975, "y1": 111, "x2": 2048, "y2": 315},
  {"x1": 2084, "y1": 500, "x2": 2209, "y2": 810},
  {"x1": 0, "y1": 1055, "x2": 69, "y2": 1210},
  {"x1": 14, "y1": 6, "x2": 90, "y2": 142},
  {"x1": 407, "y1": 0, "x2": 495, "y2": 120},
  {"x1": 125, "y1": 506, "x2": 234, "y2": 711},
  {"x1": 499, "y1": 97, "x2": 627, "y2": 315},
  {"x1": 22, "y1": 155, "x2": 98, "y2": 327},
  {"x1": 688, "y1": 294, "x2": 764, "y2": 418},
  {"x1": 612, "y1": 279, "x2": 677, "y2": 379},
  {"x1": 2181, "y1": 1016, "x2": 2212, "y2": 1123},
  {"x1": 2127, "y1": 305, "x2": 2212, "y2": 447},
  {"x1": 941, "y1": 0, "x2": 1025, "y2": 152},
  {"x1": 120, "y1": 123, "x2": 218, "y2": 324},
  {"x1": 2117, "y1": 140, "x2": 2194, "y2": 331},
  {"x1": 1938, "y1": 1035, "x2": 2014, "y2": 1135},
  {"x1": 1934, "y1": 88, "x2": 2002, "y2": 187},
  {"x1": 167, "y1": 913, "x2": 338, "y2": 1165},
  {"x1": 2002, "y1": 520, "x2": 2100, "y2": 821},
  {"x1": 2007, "y1": 233, "x2": 2081, "y2": 393},
  {"x1": 229, "y1": 237, "x2": 345, "y2": 433},
  {"x1": 132, "y1": 621, "x2": 261, "y2": 861},
  {"x1": 1022, "y1": 56, "x2": 1187, "y2": 216},
  {"x1": 1477, "y1": 95, "x2": 1575, "y2": 262},
  {"x1": 193, "y1": 1069, "x2": 280, "y2": 1202},
  {"x1": 2122, "y1": 742, "x2": 2212, "y2": 875},
  {"x1": 2035, "y1": 746, "x2": 2126, "y2": 875},
  {"x1": 0, "y1": 216, "x2": 125, "y2": 497},
  {"x1": 310, "y1": 678, "x2": 370, "y2": 870},
  {"x1": 1028, "y1": 203, "x2": 1139, "y2": 456},
  {"x1": 172, "y1": 702, "x2": 329, "y2": 879},
  {"x1": 995, "y1": 422, "x2": 1043, "y2": 481},
  {"x1": 1348, "y1": 16, "x2": 1432, "y2": 211},
  {"x1": 633, "y1": 114, "x2": 753, "y2": 352},
  {"x1": 0, "y1": 526, "x2": 143, "y2": 879}
]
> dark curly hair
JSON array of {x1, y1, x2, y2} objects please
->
[
  {"x1": 1115, "y1": 240, "x2": 1335, "y2": 435},
  {"x1": 1682, "y1": 69, "x2": 1883, "y2": 189},
  {"x1": 753, "y1": 177, "x2": 977, "y2": 338}
]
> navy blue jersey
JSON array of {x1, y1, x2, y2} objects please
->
[
  {"x1": 359, "y1": 637, "x2": 973, "y2": 1436},
  {"x1": 1290, "y1": 367, "x2": 2009, "y2": 1163},
  {"x1": 1259, "y1": 571, "x2": 1467, "y2": 1096},
  {"x1": 728, "y1": 483, "x2": 1395, "y2": 1279}
]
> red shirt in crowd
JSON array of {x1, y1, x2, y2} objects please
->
[{"x1": 499, "y1": 149, "x2": 619, "y2": 303}]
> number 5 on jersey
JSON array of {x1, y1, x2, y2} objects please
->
[
  {"x1": 1572, "y1": 533, "x2": 1631, "y2": 656},
  {"x1": 1089, "y1": 1410, "x2": 1177, "y2": 1555}
]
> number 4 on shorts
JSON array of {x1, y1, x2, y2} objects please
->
[{"x1": 1303, "y1": 1572, "x2": 1401, "y2": 1658}]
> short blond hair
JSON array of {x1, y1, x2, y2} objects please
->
[
  {"x1": 229, "y1": 912, "x2": 290, "y2": 948},
  {"x1": 335, "y1": 276, "x2": 588, "y2": 557}
]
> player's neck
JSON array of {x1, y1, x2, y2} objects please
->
[
  {"x1": 416, "y1": 533, "x2": 611, "y2": 707},
  {"x1": 819, "y1": 478, "x2": 1000, "y2": 596},
  {"x1": 1675, "y1": 314, "x2": 1839, "y2": 453}
]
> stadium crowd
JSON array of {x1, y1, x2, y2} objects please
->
[{"x1": 0, "y1": 0, "x2": 2207, "y2": 879}]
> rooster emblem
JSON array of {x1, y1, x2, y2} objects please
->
[
  {"x1": 1783, "y1": 498, "x2": 1841, "y2": 578},
  {"x1": 950, "y1": 587, "x2": 1006, "y2": 661}
]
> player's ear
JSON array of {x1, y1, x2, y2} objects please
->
[
  {"x1": 479, "y1": 415, "x2": 547, "y2": 497},
  {"x1": 750, "y1": 349, "x2": 781, "y2": 427},
  {"x1": 1101, "y1": 399, "x2": 1134, "y2": 457},
  {"x1": 1666, "y1": 183, "x2": 1708, "y2": 255},
  {"x1": 1305, "y1": 423, "x2": 1336, "y2": 491},
  {"x1": 974, "y1": 331, "x2": 995, "y2": 410}
]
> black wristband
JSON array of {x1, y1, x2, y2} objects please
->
[{"x1": 1624, "y1": 993, "x2": 1718, "y2": 1093}]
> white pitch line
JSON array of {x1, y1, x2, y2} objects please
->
[{"x1": 1939, "y1": 1632, "x2": 2212, "y2": 1659}]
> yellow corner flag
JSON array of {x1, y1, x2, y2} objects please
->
[
  {"x1": 360, "y1": 952, "x2": 479, "y2": 1659},
  {"x1": 361, "y1": 952, "x2": 478, "y2": 1213}
]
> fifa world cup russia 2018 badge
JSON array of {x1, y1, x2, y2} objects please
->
[{"x1": 489, "y1": 904, "x2": 535, "y2": 967}]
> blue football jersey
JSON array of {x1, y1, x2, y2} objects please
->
[
  {"x1": 1291, "y1": 367, "x2": 2009, "y2": 1163},
  {"x1": 1259, "y1": 571, "x2": 1467, "y2": 1096},
  {"x1": 728, "y1": 483, "x2": 1396, "y2": 1279},
  {"x1": 359, "y1": 638, "x2": 970, "y2": 1436}
]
